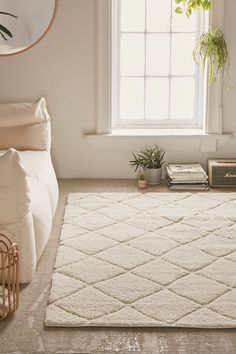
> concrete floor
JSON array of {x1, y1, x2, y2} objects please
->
[{"x1": 0, "y1": 179, "x2": 236, "y2": 354}]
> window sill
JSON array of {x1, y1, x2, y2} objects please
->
[
  {"x1": 84, "y1": 131, "x2": 233, "y2": 152},
  {"x1": 110, "y1": 129, "x2": 207, "y2": 136}
]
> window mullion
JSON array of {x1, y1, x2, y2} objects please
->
[
  {"x1": 168, "y1": 0, "x2": 173, "y2": 121},
  {"x1": 144, "y1": 0, "x2": 147, "y2": 121}
]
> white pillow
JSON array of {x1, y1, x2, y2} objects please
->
[
  {"x1": 0, "y1": 149, "x2": 36, "y2": 283},
  {"x1": 0, "y1": 97, "x2": 51, "y2": 151}
]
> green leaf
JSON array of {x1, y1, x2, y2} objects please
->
[
  {"x1": 175, "y1": 7, "x2": 183, "y2": 13},
  {"x1": 0, "y1": 11, "x2": 17, "y2": 40},
  {"x1": 187, "y1": 8, "x2": 192, "y2": 17},
  {"x1": 175, "y1": 0, "x2": 212, "y2": 17},
  {"x1": 0, "y1": 11, "x2": 17, "y2": 18},
  {"x1": 0, "y1": 24, "x2": 12, "y2": 38}
]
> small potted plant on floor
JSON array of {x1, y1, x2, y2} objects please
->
[
  {"x1": 129, "y1": 145, "x2": 165, "y2": 185},
  {"x1": 137, "y1": 174, "x2": 147, "y2": 189}
]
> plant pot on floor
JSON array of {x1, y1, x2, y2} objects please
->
[{"x1": 144, "y1": 167, "x2": 162, "y2": 185}]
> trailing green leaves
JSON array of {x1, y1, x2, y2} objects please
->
[
  {"x1": 175, "y1": 0, "x2": 211, "y2": 17},
  {"x1": 129, "y1": 145, "x2": 165, "y2": 172},
  {"x1": 193, "y1": 27, "x2": 229, "y2": 85},
  {"x1": 0, "y1": 11, "x2": 17, "y2": 41}
]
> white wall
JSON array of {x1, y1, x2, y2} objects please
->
[{"x1": 0, "y1": 0, "x2": 235, "y2": 178}]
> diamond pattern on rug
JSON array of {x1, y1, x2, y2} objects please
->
[
  {"x1": 176, "y1": 308, "x2": 236, "y2": 327},
  {"x1": 128, "y1": 232, "x2": 178, "y2": 256},
  {"x1": 62, "y1": 232, "x2": 118, "y2": 255},
  {"x1": 72, "y1": 194, "x2": 115, "y2": 211},
  {"x1": 132, "y1": 259, "x2": 188, "y2": 286},
  {"x1": 70, "y1": 212, "x2": 115, "y2": 231},
  {"x1": 55, "y1": 287, "x2": 123, "y2": 320},
  {"x1": 132, "y1": 289, "x2": 200, "y2": 324},
  {"x1": 191, "y1": 234, "x2": 236, "y2": 257},
  {"x1": 89, "y1": 306, "x2": 160, "y2": 326},
  {"x1": 94, "y1": 273, "x2": 162, "y2": 303},
  {"x1": 168, "y1": 274, "x2": 229, "y2": 304},
  {"x1": 98, "y1": 222, "x2": 145, "y2": 242},
  {"x1": 147, "y1": 204, "x2": 195, "y2": 218},
  {"x1": 48, "y1": 273, "x2": 86, "y2": 303},
  {"x1": 226, "y1": 251, "x2": 236, "y2": 263},
  {"x1": 150, "y1": 192, "x2": 190, "y2": 202},
  {"x1": 174, "y1": 195, "x2": 220, "y2": 211},
  {"x1": 63, "y1": 205, "x2": 88, "y2": 220},
  {"x1": 214, "y1": 225, "x2": 236, "y2": 240},
  {"x1": 97, "y1": 204, "x2": 139, "y2": 221},
  {"x1": 125, "y1": 213, "x2": 172, "y2": 232},
  {"x1": 54, "y1": 245, "x2": 86, "y2": 268},
  {"x1": 182, "y1": 216, "x2": 233, "y2": 232},
  {"x1": 208, "y1": 290, "x2": 236, "y2": 320},
  {"x1": 203, "y1": 200, "x2": 236, "y2": 219},
  {"x1": 157, "y1": 223, "x2": 207, "y2": 244},
  {"x1": 122, "y1": 194, "x2": 166, "y2": 210},
  {"x1": 163, "y1": 245, "x2": 216, "y2": 271},
  {"x1": 97, "y1": 244, "x2": 154, "y2": 270},
  {"x1": 197, "y1": 259, "x2": 236, "y2": 287},
  {"x1": 60, "y1": 223, "x2": 88, "y2": 241},
  {"x1": 46, "y1": 192, "x2": 236, "y2": 328},
  {"x1": 57, "y1": 257, "x2": 124, "y2": 284}
]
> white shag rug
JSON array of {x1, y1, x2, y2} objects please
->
[{"x1": 46, "y1": 193, "x2": 236, "y2": 328}]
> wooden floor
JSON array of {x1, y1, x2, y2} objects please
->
[{"x1": 0, "y1": 179, "x2": 236, "y2": 354}]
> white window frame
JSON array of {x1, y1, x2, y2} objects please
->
[
  {"x1": 112, "y1": 0, "x2": 206, "y2": 130},
  {"x1": 96, "y1": 0, "x2": 225, "y2": 135}
]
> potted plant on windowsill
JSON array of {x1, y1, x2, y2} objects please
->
[{"x1": 129, "y1": 145, "x2": 165, "y2": 185}]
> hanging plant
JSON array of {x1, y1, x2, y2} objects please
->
[
  {"x1": 0, "y1": 11, "x2": 17, "y2": 41},
  {"x1": 193, "y1": 27, "x2": 229, "y2": 86},
  {"x1": 175, "y1": 0, "x2": 212, "y2": 17}
]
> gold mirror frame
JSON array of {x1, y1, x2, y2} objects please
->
[{"x1": 0, "y1": 0, "x2": 57, "y2": 57}]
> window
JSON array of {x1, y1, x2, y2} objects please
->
[
  {"x1": 96, "y1": 0, "x2": 225, "y2": 137},
  {"x1": 111, "y1": 0, "x2": 208, "y2": 130}
]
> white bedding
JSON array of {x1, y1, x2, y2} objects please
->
[{"x1": 0, "y1": 149, "x2": 59, "y2": 283}]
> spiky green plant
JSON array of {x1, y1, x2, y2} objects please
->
[
  {"x1": 193, "y1": 27, "x2": 229, "y2": 85},
  {"x1": 0, "y1": 11, "x2": 17, "y2": 41},
  {"x1": 175, "y1": 0, "x2": 211, "y2": 17},
  {"x1": 129, "y1": 145, "x2": 165, "y2": 172}
]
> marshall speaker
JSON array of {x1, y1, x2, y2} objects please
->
[{"x1": 208, "y1": 159, "x2": 236, "y2": 187}]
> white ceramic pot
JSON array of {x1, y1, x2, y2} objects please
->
[{"x1": 143, "y1": 167, "x2": 162, "y2": 185}]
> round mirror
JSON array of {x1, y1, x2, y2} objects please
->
[{"x1": 0, "y1": 0, "x2": 56, "y2": 55}]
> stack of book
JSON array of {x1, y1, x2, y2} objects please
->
[{"x1": 166, "y1": 163, "x2": 209, "y2": 190}]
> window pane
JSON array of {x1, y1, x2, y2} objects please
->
[
  {"x1": 120, "y1": 78, "x2": 144, "y2": 119},
  {"x1": 121, "y1": 34, "x2": 145, "y2": 76},
  {"x1": 121, "y1": 0, "x2": 145, "y2": 32},
  {"x1": 170, "y1": 78, "x2": 195, "y2": 120},
  {"x1": 172, "y1": 3, "x2": 196, "y2": 32},
  {"x1": 147, "y1": 0, "x2": 171, "y2": 32},
  {"x1": 171, "y1": 34, "x2": 195, "y2": 75},
  {"x1": 146, "y1": 34, "x2": 170, "y2": 76},
  {"x1": 146, "y1": 78, "x2": 169, "y2": 120}
]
